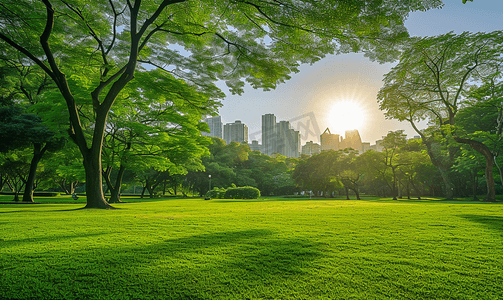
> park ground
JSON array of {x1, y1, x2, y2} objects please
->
[{"x1": 1, "y1": 195, "x2": 502, "y2": 299}]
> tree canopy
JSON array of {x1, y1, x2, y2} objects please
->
[
  {"x1": 377, "y1": 30, "x2": 503, "y2": 200},
  {"x1": 1, "y1": 0, "x2": 443, "y2": 208}
]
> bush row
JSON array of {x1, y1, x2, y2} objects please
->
[
  {"x1": 207, "y1": 186, "x2": 261, "y2": 199},
  {"x1": 225, "y1": 187, "x2": 260, "y2": 199}
]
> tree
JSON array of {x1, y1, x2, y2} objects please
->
[
  {"x1": 0, "y1": 105, "x2": 63, "y2": 202},
  {"x1": 293, "y1": 150, "x2": 342, "y2": 197},
  {"x1": 381, "y1": 130, "x2": 409, "y2": 200},
  {"x1": 396, "y1": 138, "x2": 432, "y2": 199},
  {"x1": 0, "y1": 150, "x2": 31, "y2": 201},
  {"x1": 101, "y1": 70, "x2": 213, "y2": 202},
  {"x1": 1, "y1": 0, "x2": 443, "y2": 208},
  {"x1": 378, "y1": 31, "x2": 503, "y2": 199},
  {"x1": 338, "y1": 150, "x2": 364, "y2": 200},
  {"x1": 358, "y1": 150, "x2": 393, "y2": 197},
  {"x1": 42, "y1": 145, "x2": 85, "y2": 195},
  {"x1": 451, "y1": 78, "x2": 503, "y2": 201},
  {"x1": 452, "y1": 147, "x2": 485, "y2": 200}
]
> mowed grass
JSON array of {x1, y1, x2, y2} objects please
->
[{"x1": 1, "y1": 197, "x2": 502, "y2": 299}]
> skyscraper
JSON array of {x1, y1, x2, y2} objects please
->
[
  {"x1": 340, "y1": 129, "x2": 362, "y2": 151},
  {"x1": 320, "y1": 128, "x2": 340, "y2": 151},
  {"x1": 262, "y1": 114, "x2": 276, "y2": 156},
  {"x1": 201, "y1": 116, "x2": 222, "y2": 139},
  {"x1": 276, "y1": 120, "x2": 300, "y2": 158},
  {"x1": 302, "y1": 141, "x2": 321, "y2": 156},
  {"x1": 223, "y1": 120, "x2": 248, "y2": 144}
]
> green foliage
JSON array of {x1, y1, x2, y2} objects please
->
[
  {"x1": 377, "y1": 31, "x2": 503, "y2": 199},
  {"x1": 0, "y1": 106, "x2": 56, "y2": 153},
  {"x1": 293, "y1": 150, "x2": 343, "y2": 196},
  {"x1": 224, "y1": 186, "x2": 261, "y2": 199},
  {"x1": 0, "y1": 0, "x2": 445, "y2": 207},
  {"x1": 187, "y1": 138, "x2": 297, "y2": 197},
  {"x1": 206, "y1": 187, "x2": 227, "y2": 199}
]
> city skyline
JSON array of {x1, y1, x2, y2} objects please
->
[
  {"x1": 204, "y1": 113, "x2": 392, "y2": 158},
  {"x1": 216, "y1": 0, "x2": 503, "y2": 144},
  {"x1": 206, "y1": 113, "x2": 390, "y2": 149}
]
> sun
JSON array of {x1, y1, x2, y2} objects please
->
[{"x1": 328, "y1": 101, "x2": 365, "y2": 134}]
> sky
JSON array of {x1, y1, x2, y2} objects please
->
[{"x1": 216, "y1": 0, "x2": 503, "y2": 145}]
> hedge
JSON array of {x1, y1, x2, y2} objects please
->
[
  {"x1": 224, "y1": 186, "x2": 261, "y2": 199},
  {"x1": 207, "y1": 187, "x2": 227, "y2": 199}
]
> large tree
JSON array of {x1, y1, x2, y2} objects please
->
[
  {"x1": 377, "y1": 31, "x2": 503, "y2": 199},
  {"x1": 1, "y1": 0, "x2": 442, "y2": 208}
]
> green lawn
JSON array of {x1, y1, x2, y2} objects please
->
[{"x1": 1, "y1": 197, "x2": 502, "y2": 299}]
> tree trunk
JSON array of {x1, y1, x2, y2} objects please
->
[
  {"x1": 406, "y1": 179, "x2": 411, "y2": 200},
  {"x1": 0, "y1": 173, "x2": 7, "y2": 191},
  {"x1": 351, "y1": 186, "x2": 361, "y2": 200},
  {"x1": 22, "y1": 143, "x2": 47, "y2": 202},
  {"x1": 454, "y1": 137, "x2": 495, "y2": 202},
  {"x1": 410, "y1": 179, "x2": 421, "y2": 200},
  {"x1": 70, "y1": 181, "x2": 78, "y2": 195},
  {"x1": 141, "y1": 186, "x2": 147, "y2": 198},
  {"x1": 109, "y1": 164, "x2": 126, "y2": 203},
  {"x1": 398, "y1": 178, "x2": 403, "y2": 199},
  {"x1": 83, "y1": 148, "x2": 113, "y2": 209},
  {"x1": 344, "y1": 186, "x2": 350, "y2": 200},
  {"x1": 422, "y1": 139, "x2": 455, "y2": 199},
  {"x1": 471, "y1": 170, "x2": 479, "y2": 201},
  {"x1": 494, "y1": 156, "x2": 503, "y2": 192},
  {"x1": 57, "y1": 179, "x2": 70, "y2": 195},
  {"x1": 392, "y1": 171, "x2": 398, "y2": 200},
  {"x1": 438, "y1": 168, "x2": 454, "y2": 199}
]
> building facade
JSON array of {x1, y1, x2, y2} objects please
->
[
  {"x1": 302, "y1": 141, "x2": 321, "y2": 156},
  {"x1": 320, "y1": 128, "x2": 340, "y2": 151},
  {"x1": 223, "y1": 120, "x2": 248, "y2": 144},
  {"x1": 340, "y1": 129, "x2": 362, "y2": 151},
  {"x1": 262, "y1": 113, "x2": 276, "y2": 156},
  {"x1": 202, "y1": 116, "x2": 223, "y2": 139},
  {"x1": 249, "y1": 140, "x2": 262, "y2": 152}
]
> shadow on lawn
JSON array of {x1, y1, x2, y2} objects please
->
[
  {"x1": 113, "y1": 229, "x2": 322, "y2": 299},
  {"x1": 2, "y1": 229, "x2": 322, "y2": 299},
  {"x1": 1, "y1": 232, "x2": 110, "y2": 248},
  {"x1": 459, "y1": 214, "x2": 503, "y2": 234}
]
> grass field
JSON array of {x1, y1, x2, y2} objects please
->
[{"x1": 1, "y1": 196, "x2": 502, "y2": 299}]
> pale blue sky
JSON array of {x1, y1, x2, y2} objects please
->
[{"x1": 217, "y1": 0, "x2": 503, "y2": 145}]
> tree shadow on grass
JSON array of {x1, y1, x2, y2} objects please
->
[
  {"x1": 2, "y1": 229, "x2": 322, "y2": 299},
  {"x1": 106, "y1": 230, "x2": 321, "y2": 299},
  {"x1": 1, "y1": 232, "x2": 111, "y2": 248},
  {"x1": 459, "y1": 214, "x2": 503, "y2": 234}
]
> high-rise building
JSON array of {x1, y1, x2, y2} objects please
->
[
  {"x1": 361, "y1": 142, "x2": 371, "y2": 154},
  {"x1": 340, "y1": 129, "x2": 362, "y2": 151},
  {"x1": 288, "y1": 129, "x2": 301, "y2": 158},
  {"x1": 223, "y1": 120, "x2": 248, "y2": 144},
  {"x1": 320, "y1": 128, "x2": 340, "y2": 151},
  {"x1": 302, "y1": 141, "x2": 321, "y2": 156},
  {"x1": 262, "y1": 114, "x2": 276, "y2": 156},
  {"x1": 276, "y1": 121, "x2": 300, "y2": 158},
  {"x1": 249, "y1": 140, "x2": 262, "y2": 152},
  {"x1": 201, "y1": 116, "x2": 222, "y2": 139}
]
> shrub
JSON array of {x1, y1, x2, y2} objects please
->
[
  {"x1": 224, "y1": 186, "x2": 261, "y2": 199},
  {"x1": 207, "y1": 187, "x2": 227, "y2": 199}
]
